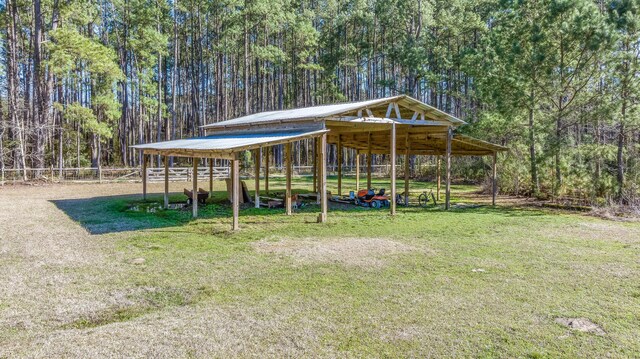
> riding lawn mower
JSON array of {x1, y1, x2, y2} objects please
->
[{"x1": 354, "y1": 188, "x2": 390, "y2": 208}]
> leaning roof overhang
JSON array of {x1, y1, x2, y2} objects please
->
[
  {"x1": 453, "y1": 134, "x2": 508, "y2": 153},
  {"x1": 201, "y1": 95, "x2": 466, "y2": 130},
  {"x1": 131, "y1": 129, "x2": 328, "y2": 159}
]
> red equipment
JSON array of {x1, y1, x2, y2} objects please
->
[{"x1": 354, "y1": 188, "x2": 390, "y2": 208}]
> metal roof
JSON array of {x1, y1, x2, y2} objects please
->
[
  {"x1": 453, "y1": 134, "x2": 508, "y2": 152},
  {"x1": 131, "y1": 129, "x2": 328, "y2": 153},
  {"x1": 202, "y1": 95, "x2": 465, "y2": 129}
]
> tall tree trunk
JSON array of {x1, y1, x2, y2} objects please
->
[
  {"x1": 617, "y1": 114, "x2": 625, "y2": 203},
  {"x1": 157, "y1": 2, "x2": 163, "y2": 167},
  {"x1": 244, "y1": 1, "x2": 250, "y2": 115},
  {"x1": 528, "y1": 88, "x2": 539, "y2": 195},
  {"x1": 170, "y1": 0, "x2": 178, "y2": 166},
  {"x1": 7, "y1": 0, "x2": 27, "y2": 180},
  {"x1": 33, "y1": 0, "x2": 46, "y2": 172},
  {"x1": 120, "y1": 0, "x2": 129, "y2": 166}
]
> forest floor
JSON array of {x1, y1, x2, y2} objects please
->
[{"x1": 1, "y1": 178, "x2": 639, "y2": 358}]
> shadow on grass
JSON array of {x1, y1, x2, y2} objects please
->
[
  {"x1": 50, "y1": 181, "x2": 544, "y2": 235},
  {"x1": 50, "y1": 190, "x2": 286, "y2": 235}
]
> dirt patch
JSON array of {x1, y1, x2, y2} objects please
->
[
  {"x1": 254, "y1": 237, "x2": 423, "y2": 268},
  {"x1": 555, "y1": 317, "x2": 605, "y2": 336},
  {"x1": 62, "y1": 286, "x2": 215, "y2": 329},
  {"x1": 380, "y1": 325, "x2": 421, "y2": 342}
]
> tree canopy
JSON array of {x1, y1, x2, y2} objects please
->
[{"x1": 1, "y1": 0, "x2": 639, "y2": 203}]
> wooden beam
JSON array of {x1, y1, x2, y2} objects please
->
[
  {"x1": 318, "y1": 132, "x2": 327, "y2": 223},
  {"x1": 285, "y1": 142, "x2": 292, "y2": 215},
  {"x1": 394, "y1": 103, "x2": 402, "y2": 120},
  {"x1": 337, "y1": 135, "x2": 342, "y2": 196},
  {"x1": 355, "y1": 152, "x2": 360, "y2": 191},
  {"x1": 390, "y1": 122, "x2": 397, "y2": 216},
  {"x1": 436, "y1": 156, "x2": 441, "y2": 201},
  {"x1": 385, "y1": 103, "x2": 394, "y2": 118},
  {"x1": 254, "y1": 148, "x2": 261, "y2": 208},
  {"x1": 222, "y1": 130, "x2": 327, "y2": 152},
  {"x1": 367, "y1": 132, "x2": 372, "y2": 189},
  {"x1": 404, "y1": 133, "x2": 410, "y2": 206},
  {"x1": 445, "y1": 127, "x2": 452, "y2": 210},
  {"x1": 492, "y1": 152, "x2": 497, "y2": 206},
  {"x1": 192, "y1": 158, "x2": 198, "y2": 218},
  {"x1": 142, "y1": 149, "x2": 237, "y2": 160},
  {"x1": 312, "y1": 137, "x2": 317, "y2": 196},
  {"x1": 164, "y1": 155, "x2": 169, "y2": 209},
  {"x1": 209, "y1": 158, "x2": 213, "y2": 194},
  {"x1": 328, "y1": 116, "x2": 451, "y2": 127},
  {"x1": 264, "y1": 147, "x2": 269, "y2": 195},
  {"x1": 231, "y1": 159, "x2": 240, "y2": 230},
  {"x1": 142, "y1": 152, "x2": 147, "y2": 200},
  {"x1": 316, "y1": 138, "x2": 321, "y2": 204},
  {"x1": 326, "y1": 122, "x2": 392, "y2": 132},
  {"x1": 410, "y1": 111, "x2": 419, "y2": 122}
]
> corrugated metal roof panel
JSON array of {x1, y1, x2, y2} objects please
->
[
  {"x1": 202, "y1": 97, "x2": 400, "y2": 128},
  {"x1": 453, "y1": 134, "x2": 508, "y2": 152},
  {"x1": 202, "y1": 95, "x2": 465, "y2": 129},
  {"x1": 131, "y1": 129, "x2": 327, "y2": 152}
]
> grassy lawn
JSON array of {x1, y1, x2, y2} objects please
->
[{"x1": 3, "y1": 177, "x2": 640, "y2": 357}]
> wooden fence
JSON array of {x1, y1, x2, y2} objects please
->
[{"x1": 0, "y1": 164, "x2": 397, "y2": 183}]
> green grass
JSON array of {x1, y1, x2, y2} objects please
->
[{"x1": 55, "y1": 177, "x2": 640, "y2": 357}]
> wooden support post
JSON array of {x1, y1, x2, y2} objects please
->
[
  {"x1": 390, "y1": 123, "x2": 397, "y2": 216},
  {"x1": 445, "y1": 127, "x2": 452, "y2": 210},
  {"x1": 492, "y1": 152, "x2": 497, "y2": 206},
  {"x1": 337, "y1": 136, "x2": 342, "y2": 196},
  {"x1": 312, "y1": 137, "x2": 317, "y2": 195},
  {"x1": 316, "y1": 138, "x2": 321, "y2": 204},
  {"x1": 164, "y1": 155, "x2": 169, "y2": 209},
  {"x1": 318, "y1": 133, "x2": 327, "y2": 223},
  {"x1": 142, "y1": 152, "x2": 148, "y2": 200},
  {"x1": 255, "y1": 148, "x2": 261, "y2": 208},
  {"x1": 436, "y1": 156, "x2": 441, "y2": 201},
  {"x1": 192, "y1": 158, "x2": 198, "y2": 218},
  {"x1": 264, "y1": 148, "x2": 269, "y2": 195},
  {"x1": 209, "y1": 158, "x2": 214, "y2": 194},
  {"x1": 404, "y1": 133, "x2": 410, "y2": 206},
  {"x1": 285, "y1": 143, "x2": 292, "y2": 215},
  {"x1": 367, "y1": 132, "x2": 372, "y2": 189},
  {"x1": 231, "y1": 159, "x2": 240, "y2": 230},
  {"x1": 355, "y1": 152, "x2": 360, "y2": 191}
]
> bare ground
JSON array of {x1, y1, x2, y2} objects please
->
[
  {"x1": 0, "y1": 182, "x2": 301, "y2": 357},
  {"x1": 254, "y1": 236, "x2": 426, "y2": 268}
]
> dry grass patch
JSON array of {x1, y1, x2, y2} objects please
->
[
  {"x1": 555, "y1": 317, "x2": 606, "y2": 336},
  {"x1": 590, "y1": 205, "x2": 640, "y2": 222},
  {"x1": 62, "y1": 286, "x2": 215, "y2": 329},
  {"x1": 575, "y1": 222, "x2": 640, "y2": 243},
  {"x1": 254, "y1": 237, "x2": 424, "y2": 268}
]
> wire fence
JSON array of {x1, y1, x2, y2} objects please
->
[{"x1": 0, "y1": 164, "x2": 400, "y2": 184}]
